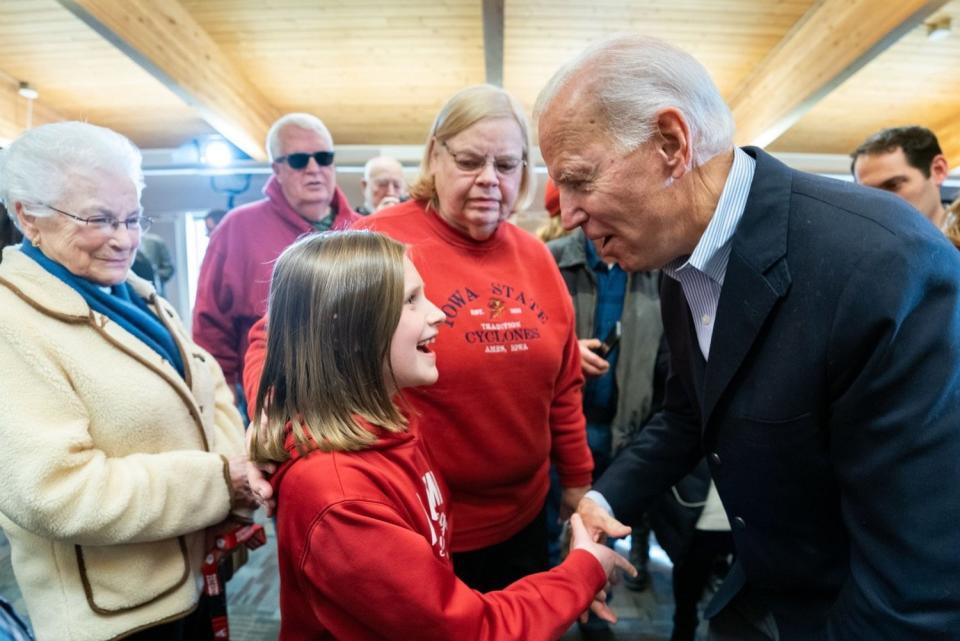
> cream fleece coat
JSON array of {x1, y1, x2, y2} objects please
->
[{"x1": 0, "y1": 246, "x2": 245, "y2": 641}]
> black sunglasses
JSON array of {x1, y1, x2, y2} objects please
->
[{"x1": 274, "y1": 151, "x2": 335, "y2": 169}]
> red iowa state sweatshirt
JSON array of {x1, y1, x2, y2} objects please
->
[
  {"x1": 271, "y1": 416, "x2": 606, "y2": 641},
  {"x1": 244, "y1": 199, "x2": 592, "y2": 551},
  {"x1": 353, "y1": 201, "x2": 592, "y2": 551}
]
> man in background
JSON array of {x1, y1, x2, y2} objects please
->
[
  {"x1": 132, "y1": 232, "x2": 175, "y2": 295},
  {"x1": 193, "y1": 113, "x2": 359, "y2": 415},
  {"x1": 204, "y1": 208, "x2": 227, "y2": 236},
  {"x1": 356, "y1": 155, "x2": 407, "y2": 214},
  {"x1": 851, "y1": 125, "x2": 949, "y2": 230},
  {"x1": 0, "y1": 203, "x2": 21, "y2": 262}
]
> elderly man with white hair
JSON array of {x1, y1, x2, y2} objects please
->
[
  {"x1": 536, "y1": 34, "x2": 960, "y2": 640},
  {"x1": 356, "y1": 155, "x2": 408, "y2": 215},
  {"x1": 193, "y1": 113, "x2": 359, "y2": 407}
]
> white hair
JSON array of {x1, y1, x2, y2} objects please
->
[
  {"x1": 0, "y1": 121, "x2": 144, "y2": 226},
  {"x1": 266, "y1": 113, "x2": 334, "y2": 161},
  {"x1": 363, "y1": 156, "x2": 404, "y2": 182},
  {"x1": 535, "y1": 34, "x2": 735, "y2": 167}
]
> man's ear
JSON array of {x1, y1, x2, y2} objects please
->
[
  {"x1": 655, "y1": 108, "x2": 692, "y2": 178},
  {"x1": 930, "y1": 154, "x2": 949, "y2": 186}
]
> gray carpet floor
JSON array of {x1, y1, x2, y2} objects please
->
[{"x1": 0, "y1": 518, "x2": 706, "y2": 640}]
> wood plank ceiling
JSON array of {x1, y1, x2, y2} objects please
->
[{"x1": 0, "y1": 0, "x2": 956, "y2": 167}]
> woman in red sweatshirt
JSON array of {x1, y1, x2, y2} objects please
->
[
  {"x1": 249, "y1": 231, "x2": 632, "y2": 641},
  {"x1": 245, "y1": 85, "x2": 593, "y2": 592}
]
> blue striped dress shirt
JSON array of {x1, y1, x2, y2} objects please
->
[
  {"x1": 662, "y1": 148, "x2": 756, "y2": 360},
  {"x1": 585, "y1": 147, "x2": 757, "y2": 519}
]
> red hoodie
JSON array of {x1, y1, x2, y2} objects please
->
[
  {"x1": 245, "y1": 199, "x2": 592, "y2": 551},
  {"x1": 271, "y1": 415, "x2": 606, "y2": 641},
  {"x1": 193, "y1": 176, "x2": 359, "y2": 385}
]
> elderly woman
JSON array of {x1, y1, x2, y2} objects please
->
[
  {"x1": 0, "y1": 122, "x2": 255, "y2": 641},
  {"x1": 245, "y1": 85, "x2": 592, "y2": 591}
]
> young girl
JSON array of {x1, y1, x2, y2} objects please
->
[{"x1": 250, "y1": 230, "x2": 633, "y2": 641}]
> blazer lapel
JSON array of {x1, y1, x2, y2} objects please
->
[
  {"x1": 662, "y1": 277, "x2": 707, "y2": 409},
  {"x1": 701, "y1": 148, "x2": 793, "y2": 428}
]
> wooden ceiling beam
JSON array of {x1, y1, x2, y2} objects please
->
[
  {"x1": 56, "y1": 0, "x2": 280, "y2": 160},
  {"x1": 730, "y1": 0, "x2": 948, "y2": 148},
  {"x1": 0, "y1": 69, "x2": 64, "y2": 146},
  {"x1": 482, "y1": 0, "x2": 504, "y2": 87}
]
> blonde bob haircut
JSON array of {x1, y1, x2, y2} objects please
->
[
  {"x1": 409, "y1": 84, "x2": 536, "y2": 214},
  {"x1": 251, "y1": 230, "x2": 408, "y2": 463}
]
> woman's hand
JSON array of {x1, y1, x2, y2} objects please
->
[
  {"x1": 226, "y1": 454, "x2": 260, "y2": 511},
  {"x1": 569, "y1": 512, "x2": 637, "y2": 623},
  {"x1": 245, "y1": 415, "x2": 278, "y2": 516}
]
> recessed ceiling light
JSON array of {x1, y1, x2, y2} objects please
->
[
  {"x1": 927, "y1": 16, "x2": 952, "y2": 42},
  {"x1": 17, "y1": 82, "x2": 38, "y2": 100}
]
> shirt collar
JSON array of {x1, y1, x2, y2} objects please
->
[{"x1": 664, "y1": 147, "x2": 756, "y2": 286}]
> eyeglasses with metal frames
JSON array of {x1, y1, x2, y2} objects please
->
[
  {"x1": 45, "y1": 204, "x2": 152, "y2": 234},
  {"x1": 440, "y1": 141, "x2": 525, "y2": 176}
]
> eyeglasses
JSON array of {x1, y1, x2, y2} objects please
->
[
  {"x1": 274, "y1": 151, "x2": 335, "y2": 170},
  {"x1": 46, "y1": 205, "x2": 152, "y2": 234},
  {"x1": 371, "y1": 177, "x2": 404, "y2": 190},
  {"x1": 440, "y1": 141, "x2": 525, "y2": 176}
]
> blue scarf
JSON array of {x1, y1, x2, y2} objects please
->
[{"x1": 21, "y1": 240, "x2": 185, "y2": 377}]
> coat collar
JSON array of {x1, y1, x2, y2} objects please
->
[
  {"x1": 0, "y1": 246, "x2": 157, "y2": 321},
  {"x1": 551, "y1": 228, "x2": 589, "y2": 270},
  {"x1": 262, "y1": 175, "x2": 359, "y2": 232},
  {"x1": 701, "y1": 147, "x2": 793, "y2": 427},
  {"x1": 0, "y1": 247, "x2": 203, "y2": 433}
]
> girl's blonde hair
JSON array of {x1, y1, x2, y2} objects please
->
[
  {"x1": 409, "y1": 84, "x2": 535, "y2": 213},
  {"x1": 251, "y1": 231, "x2": 408, "y2": 463}
]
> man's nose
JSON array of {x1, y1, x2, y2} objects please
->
[{"x1": 560, "y1": 194, "x2": 587, "y2": 229}]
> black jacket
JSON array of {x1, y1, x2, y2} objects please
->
[{"x1": 595, "y1": 147, "x2": 960, "y2": 639}]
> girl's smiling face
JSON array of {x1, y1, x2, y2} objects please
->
[{"x1": 388, "y1": 256, "x2": 444, "y2": 391}]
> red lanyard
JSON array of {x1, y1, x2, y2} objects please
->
[{"x1": 201, "y1": 523, "x2": 267, "y2": 640}]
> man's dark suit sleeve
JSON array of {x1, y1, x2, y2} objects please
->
[
  {"x1": 824, "y1": 236, "x2": 960, "y2": 638},
  {"x1": 593, "y1": 337, "x2": 703, "y2": 526}
]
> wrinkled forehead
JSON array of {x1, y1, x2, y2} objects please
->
[
  {"x1": 59, "y1": 167, "x2": 139, "y2": 206},
  {"x1": 539, "y1": 113, "x2": 611, "y2": 175},
  {"x1": 538, "y1": 85, "x2": 605, "y2": 154},
  {"x1": 370, "y1": 163, "x2": 405, "y2": 181}
]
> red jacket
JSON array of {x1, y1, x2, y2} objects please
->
[
  {"x1": 192, "y1": 176, "x2": 358, "y2": 385},
  {"x1": 245, "y1": 199, "x2": 592, "y2": 551},
  {"x1": 272, "y1": 416, "x2": 606, "y2": 641}
]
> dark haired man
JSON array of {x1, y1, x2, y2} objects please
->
[{"x1": 851, "y1": 126, "x2": 949, "y2": 229}]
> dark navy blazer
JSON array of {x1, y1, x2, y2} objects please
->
[{"x1": 596, "y1": 147, "x2": 960, "y2": 640}]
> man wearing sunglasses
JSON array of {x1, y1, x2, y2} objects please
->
[{"x1": 193, "y1": 113, "x2": 359, "y2": 417}]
